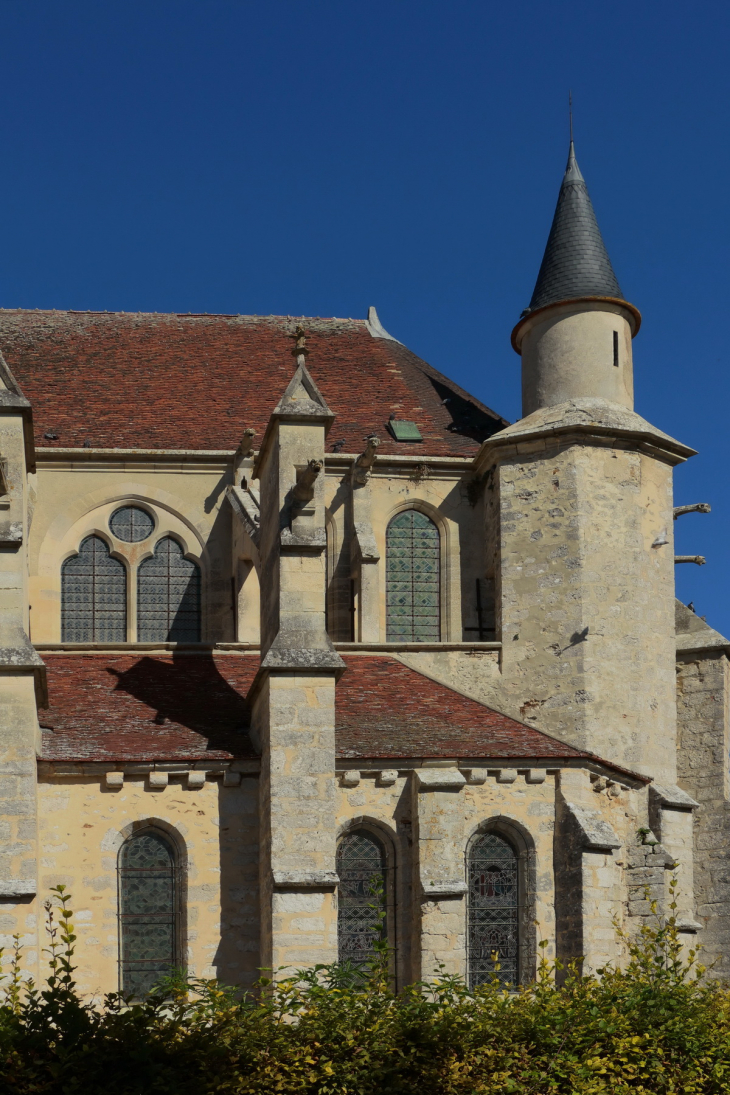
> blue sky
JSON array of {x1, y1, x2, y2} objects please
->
[{"x1": 1, "y1": 0, "x2": 728, "y2": 632}]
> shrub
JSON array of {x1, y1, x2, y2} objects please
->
[{"x1": 0, "y1": 884, "x2": 729, "y2": 1094}]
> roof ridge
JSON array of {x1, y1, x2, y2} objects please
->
[{"x1": 0, "y1": 307, "x2": 369, "y2": 323}]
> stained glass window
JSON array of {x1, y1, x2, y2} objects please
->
[
  {"x1": 467, "y1": 832, "x2": 521, "y2": 988},
  {"x1": 61, "y1": 535, "x2": 127, "y2": 642},
  {"x1": 109, "y1": 505, "x2": 154, "y2": 543},
  {"x1": 337, "y1": 830, "x2": 387, "y2": 967},
  {"x1": 386, "y1": 510, "x2": 440, "y2": 641},
  {"x1": 119, "y1": 830, "x2": 176, "y2": 997},
  {"x1": 137, "y1": 537, "x2": 201, "y2": 642}
]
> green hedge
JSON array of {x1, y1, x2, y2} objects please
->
[{"x1": 1, "y1": 885, "x2": 729, "y2": 1094}]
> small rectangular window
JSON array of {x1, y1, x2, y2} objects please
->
[
  {"x1": 388, "y1": 419, "x2": 422, "y2": 442},
  {"x1": 613, "y1": 331, "x2": 619, "y2": 367}
]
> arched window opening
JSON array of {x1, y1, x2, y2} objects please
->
[
  {"x1": 118, "y1": 830, "x2": 177, "y2": 997},
  {"x1": 61, "y1": 535, "x2": 126, "y2": 642},
  {"x1": 386, "y1": 510, "x2": 440, "y2": 641},
  {"x1": 467, "y1": 831, "x2": 520, "y2": 988},
  {"x1": 326, "y1": 518, "x2": 354, "y2": 642},
  {"x1": 138, "y1": 537, "x2": 201, "y2": 642},
  {"x1": 337, "y1": 829, "x2": 387, "y2": 968}
]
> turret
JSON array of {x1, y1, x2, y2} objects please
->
[
  {"x1": 512, "y1": 141, "x2": 641, "y2": 416},
  {"x1": 476, "y1": 138, "x2": 695, "y2": 788}
]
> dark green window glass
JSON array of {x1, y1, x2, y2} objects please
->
[
  {"x1": 467, "y1": 832, "x2": 520, "y2": 988},
  {"x1": 386, "y1": 510, "x2": 440, "y2": 641},
  {"x1": 119, "y1": 830, "x2": 176, "y2": 997},
  {"x1": 137, "y1": 537, "x2": 201, "y2": 642},
  {"x1": 337, "y1": 830, "x2": 387, "y2": 967},
  {"x1": 61, "y1": 535, "x2": 127, "y2": 642}
]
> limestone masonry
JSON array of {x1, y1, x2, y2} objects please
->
[{"x1": 0, "y1": 139, "x2": 726, "y2": 996}]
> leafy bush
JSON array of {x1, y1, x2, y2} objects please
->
[{"x1": 1, "y1": 884, "x2": 729, "y2": 1094}]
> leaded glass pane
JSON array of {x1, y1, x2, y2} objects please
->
[
  {"x1": 109, "y1": 505, "x2": 154, "y2": 543},
  {"x1": 61, "y1": 535, "x2": 127, "y2": 642},
  {"x1": 119, "y1": 831, "x2": 176, "y2": 997},
  {"x1": 386, "y1": 510, "x2": 439, "y2": 641},
  {"x1": 467, "y1": 832, "x2": 520, "y2": 988},
  {"x1": 137, "y1": 537, "x2": 201, "y2": 642},
  {"x1": 337, "y1": 831, "x2": 387, "y2": 967}
]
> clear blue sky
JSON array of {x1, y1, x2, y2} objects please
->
[{"x1": 1, "y1": 1, "x2": 728, "y2": 632}]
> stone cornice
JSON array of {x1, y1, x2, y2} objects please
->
[{"x1": 474, "y1": 397, "x2": 696, "y2": 472}]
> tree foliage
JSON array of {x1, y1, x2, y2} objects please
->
[{"x1": 1, "y1": 884, "x2": 729, "y2": 1094}]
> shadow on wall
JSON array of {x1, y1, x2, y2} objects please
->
[
  {"x1": 109, "y1": 652, "x2": 261, "y2": 988},
  {"x1": 212, "y1": 777, "x2": 260, "y2": 989}
]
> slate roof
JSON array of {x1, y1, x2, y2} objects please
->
[
  {"x1": 0, "y1": 310, "x2": 507, "y2": 457},
  {"x1": 38, "y1": 652, "x2": 630, "y2": 774},
  {"x1": 527, "y1": 141, "x2": 623, "y2": 313}
]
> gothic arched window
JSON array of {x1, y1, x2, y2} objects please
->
[
  {"x1": 386, "y1": 509, "x2": 440, "y2": 641},
  {"x1": 336, "y1": 829, "x2": 387, "y2": 968},
  {"x1": 118, "y1": 829, "x2": 177, "y2": 997},
  {"x1": 61, "y1": 535, "x2": 127, "y2": 642},
  {"x1": 137, "y1": 537, "x2": 201, "y2": 642},
  {"x1": 467, "y1": 831, "x2": 520, "y2": 988}
]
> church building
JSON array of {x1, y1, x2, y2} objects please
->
[{"x1": 0, "y1": 140, "x2": 727, "y2": 997}]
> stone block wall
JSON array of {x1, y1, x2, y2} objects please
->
[
  {"x1": 677, "y1": 644, "x2": 730, "y2": 978},
  {"x1": 0, "y1": 766, "x2": 260, "y2": 998}
]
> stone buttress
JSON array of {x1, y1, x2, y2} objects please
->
[
  {"x1": 249, "y1": 331, "x2": 344, "y2": 972},
  {"x1": 473, "y1": 140, "x2": 702, "y2": 958},
  {"x1": 0, "y1": 352, "x2": 45, "y2": 912}
]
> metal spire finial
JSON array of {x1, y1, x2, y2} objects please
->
[{"x1": 569, "y1": 90, "x2": 573, "y2": 144}]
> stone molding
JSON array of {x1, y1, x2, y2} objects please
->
[
  {"x1": 564, "y1": 802, "x2": 621, "y2": 852},
  {"x1": 650, "y1": 782, "x2": 699, "y2": 811},
  {"x1": 413, "y1": 767, "x2": 466, "y2": 791},
  {"x1": 271, "y1": 870, "x2": 339, "y2": 891},
  {"x1": 421, "y1": 879, "x2": 468, "y2": 898},
  {"x1": 0, "y1": 879, "x2": 36, "y2": 898}
]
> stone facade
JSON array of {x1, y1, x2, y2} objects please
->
[{"x1": 0, "y1": 142, "x2": 726, "y2": 996}]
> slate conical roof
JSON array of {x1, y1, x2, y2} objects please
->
[{"x1": 527, "y1": 141, "x2": 623, "y2": 312}]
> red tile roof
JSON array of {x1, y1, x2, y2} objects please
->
[
  {"x1": 336, "y1": 656, "x2": 590, "y2": 762},
  {"x1": 41, "y1": 653, "x2": 257, "y2": 762},
  {"x1": 0, "y1": 311, "x2": 507, "y2": 456},
  {"x1": 39, "y1": 652, "x2": 618, "y2": 771}
]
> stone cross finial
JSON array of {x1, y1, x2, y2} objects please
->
[{"x1": 292, "y1": 326, "x2": 309, "y2": 368}]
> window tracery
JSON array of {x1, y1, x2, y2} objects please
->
[
  {"x1": 467, "y1": 831, "x2": 520, "y2": 988},
  {"x1": 118, "y1": 829, "x2": 177, "y2": 997},
  {"x1": 61, "y1": 534, "x2": 127, "y2": 642},
  {"x1": 109, "y1": 505, "x2": 154, "y2": 543},
  {"x1": 386, "y1": 509, "x2": 440, "y2": 641},
  {"x1": 336, "y1": 829, "x2": 387, "y2": 968},
  {"x1": 137, "y1": 537, "x2": 201, "y2": 642}
]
